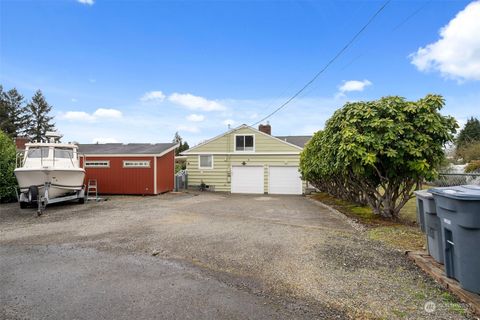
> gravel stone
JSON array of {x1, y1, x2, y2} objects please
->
[{"x1": 0, "y1": 193, "x2": 474, "y2": 319}]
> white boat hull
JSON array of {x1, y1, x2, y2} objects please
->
[{"x1": 15, "y1": 168, "x2": 85, "y2": 199}]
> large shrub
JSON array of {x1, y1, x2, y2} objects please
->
[
  {"x1": 465, "y1": 160, "x2": 480, "y2": 173},
  {"x1": 0, "y1": 130, "x2": 18, "y2": 202},
  {"x1": 301, "y1": 95, "x2": 457, "y2": 219},
  {"x1": 457, "y1": 141, "x2": 480, "y2": 163}
]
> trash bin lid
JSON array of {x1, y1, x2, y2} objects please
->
[
  {"x1": 429, "y1": 185, "x2": 480, "y2": 201},
  {"x1": 414, "y1": 190, "x2": 434, "y2": 199}
]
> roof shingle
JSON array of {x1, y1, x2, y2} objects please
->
[
  {"x1": 78, "y1": 143, "x2": 177, "y2": 155},
  {"x1": 274, "y1": 136, "x2": 312, "y2": 148}
]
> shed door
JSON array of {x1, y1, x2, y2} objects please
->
[
  {"x1": 231, "y1": 166, "x2": 264, "y2": 194},
  {"x1": 269, "y1": 166, "x2": 303, "y2": 195}
]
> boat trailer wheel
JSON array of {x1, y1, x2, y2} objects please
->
[{"x1": 28, "y1": 186, "x2": 38, "y2": 203}]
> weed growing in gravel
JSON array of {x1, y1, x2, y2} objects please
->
[
  {"x1": 392, "y1": 309, "x2": 408, "y2": 318},
  {"x1": 441, "y1": 292, "x2": 468, "y2": 316}
]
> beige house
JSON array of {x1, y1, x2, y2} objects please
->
[{"x1": 181, "y1": 124, "x2": 311, "y2": 194}]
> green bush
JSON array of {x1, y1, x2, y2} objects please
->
[
  {"x1": 0, "y1": 130, "x2": 18, "y2": 202},
  {"x1": 465, "y1": 160, "x2": 480, "y2": 173},
  {"x1": 175, "y1": 163, "x2": 186, "y2": 174},
  {"x1": 300, "y1": 95, "x2": 457, "y2": 219},
  {"x1": 457, "y1": 141, "x2": 480, "y2": 163}
]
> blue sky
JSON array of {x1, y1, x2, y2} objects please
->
[{"x1": 1, "y1": 0, "x2": 479, "y2": 145}]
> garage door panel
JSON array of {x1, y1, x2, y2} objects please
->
[
  {"x1": 231, "y1": 166, "x2": 264, "y2": 194},
  {"x1": 269, "y1": 166, "x2": 302, "y2": 195}
]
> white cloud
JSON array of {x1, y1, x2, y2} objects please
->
[
  {"x1": 140, "y1": 91, "x2": 166, "y2": 103},
  {"x1": 410, "y1": 1, "x2": 480, "y2": 81},
  {"x1": 177, "y1": 125, "x2": 199, "y2": 133},
  {"x1": 88, "y1": 78, "x2": 96, "y2": 83},
  {"x1": 59, "y1": 108, "x2": 122, "y2": 122},
  {"x1": 78, "y1": 0, "x2": 94, "y2": 5},
  {"x1": 71, "y1": 98, "x2": 78, "y2": 103},
  {"x1": 222, "y1": 119, "x2": 236, "y2": 127},
  {"x1": 169, "y1": 93, "x2": 226, "y2": 111},
  {"x1": 92, "y1": 137, "x2": 119, "y2": 144},
  {"x1": 186, "y1": 114, "x2": 205, "y2": 122},
  {"x1": 60, "y1": 111, "x2": 95, "y2": 122},
  {"x1": 338, "y1": 79, "x2": 372, "y2": 93},
  {"x1": 92, "y1": 108, "x2": 122, "y2": 119}
]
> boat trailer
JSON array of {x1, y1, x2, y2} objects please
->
[{"x1": 17, "y1": 182, "x2": 85, "y2": 216}]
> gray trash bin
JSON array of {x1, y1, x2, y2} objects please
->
[
  {"x1": 429, "y1": 185, "x2": 480, "y2": 294},
  {"x1": 414, "y1": 190, "x2": 433, "y2": 233},
  {"x1": 415, "y1": 190, "x2": 444, "y2": 263}
]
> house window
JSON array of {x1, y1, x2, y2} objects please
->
[
  {"x1": 123, "y1": 160, "x2": 150, "y2": 168},
  {"x1": 85, "y1": 160, "x2": 110, "y2": 168},
  {"x1": 199, "y1": 155, "x2": 213, "y2": 169},
  {"x1": 235, "y1": 135, "x2": 254, "y2": 151}
]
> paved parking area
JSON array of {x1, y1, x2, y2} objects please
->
[{"x1": 0, "y1": 193, "x2": 471, "y2": 319}]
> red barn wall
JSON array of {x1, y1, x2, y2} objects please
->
[
  {"x1": 157, "y1": 150, "x2": 175, "y2": 193},
  {"x1": 81, "y1": 156, "x2": 155, "y2": 195}
]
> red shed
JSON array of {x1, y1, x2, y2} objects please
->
[{"x1": 78, "y1": 143, "x2": 178, "y2": 195}]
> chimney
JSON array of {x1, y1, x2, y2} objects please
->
[
  {"x1": 258, "y1": 122, "x2": 271, "y2": 135},
  {"x1": 15, "y1": 136, "x2": 29, "y2": 150}
]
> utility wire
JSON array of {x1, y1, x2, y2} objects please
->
[{"x1": 251, "y1": 0, "x2": 391, "y2": 127}]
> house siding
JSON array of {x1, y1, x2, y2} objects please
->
[
  {"x1": 184, "y1": 126, "x2": 306, "y2": 194},
  {"x1": 156, "y1": 150, "x2": 175, "y2": 193},
  {"x1": 82, "y1": 156, "x2": 155, "y2": 195},
  {"x1": 80, "y1": 152, "x2": 176, "y2": 195},
  {"x1": 186, "y1": 154, "x2": 303, "y2": 193},
  {"x1": 192, "y1": 127, "x2": 301, "y2": 153}
]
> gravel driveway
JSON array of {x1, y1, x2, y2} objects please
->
[{"x1": 0, "y1": 193, "x2": 472, "y2": 319}]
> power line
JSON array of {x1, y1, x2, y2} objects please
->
[{"x1": 251, "y1": 0, "x2": 391, "y2": 127}]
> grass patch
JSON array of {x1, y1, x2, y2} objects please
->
[
  {"x1": 311, "y1": 193, "x2": 378, "y2": 224},
  {"x1": 398, "y1": 197, "x2": 418, "y2": 225},
  {"x1": 448, "y1": 303, "x2": 467, "y2": 316},
  {"x1": 368, "y1": 226, "x2": 425, "y2": 251},
  {"x1": 310, "y1": 192, "x2": 426, "y2": 251},
  {"x1": 441, "y1": 292, "x2": 467, "y2": 316},
  {"x1": 441, "y1": 291, "x2": 457, "y2": 303},
  {"x1": 392, "y1": 309, "x2": 407, "y2": 318}
]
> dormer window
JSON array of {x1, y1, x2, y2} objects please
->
[{"x1": 235, "y1": 135, "x2": 254, "y2": 151}]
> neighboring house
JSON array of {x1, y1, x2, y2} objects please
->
[
  {"x1": 181, "y1": 124, "x2": 311, "y2": 195},
  {"x1": 78, "y1": 143, "x2": 178, "y2": 195}
]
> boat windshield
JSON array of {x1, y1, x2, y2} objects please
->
[
  {"x1": 27, "y1": 147, "x2": 49, "y2": 158},
  {"x1": 54, "y1": 148, "x2": 74, "y2": 159}
]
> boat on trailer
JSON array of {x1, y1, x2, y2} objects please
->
[{"x1": 14, "y1": 132, "x2": 86, "y2": 215}]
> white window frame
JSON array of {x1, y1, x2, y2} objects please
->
[
  {"x1": 198, "y1": 154, "x2": 214, "y2": 169},
  {"x1": 234, "y1": 134, "x2": 255, "y2": 152},
  {"x1": 85, "y1": 160, "x2": 110, "y2": 168},
  {"x1": 123, "y1": 160, "x2": 150, "y2": 168}
]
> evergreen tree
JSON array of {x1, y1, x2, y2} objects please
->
[
  {"x1": 0, "y1": 86, "x2": 9, "y2": 134},
  {"x1": 172, "y1": 131, "x2": 182, "y2": 144},
  {"x1": 181, "y1": 141, "x2": 190, "y2": 153},
  {"x1": 457, "y1": 117, "x2": 480, "y2": 149},
  {"x1": 173, "y1": 131, "x2": 183, "y2": 155},
  {"x1": 25, "y1": 90, "x2": 55, "y2": 141},
  {"x1": 0, "y1": 86, "x2": 28, "y2": 137}
]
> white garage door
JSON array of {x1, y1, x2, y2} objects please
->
[
  {"x1": 231, "y1": 166, "x2": 264, "y2": 194},
  {"x1": 269, "y1": 166, "x2": 303, "y2": 195}
]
